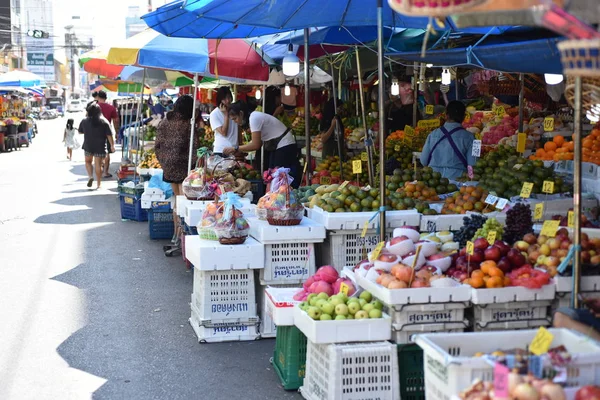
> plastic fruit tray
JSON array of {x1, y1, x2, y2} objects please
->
[
  {"x1": 185, "y1": 235, "x2": 264, "y2": 271},
  {"x1": 470, "y1": 282, "x2": 556, "y2": 304}
]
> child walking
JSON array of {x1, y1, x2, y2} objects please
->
[{"x1": 63, "y1": 119, "x2": 79, "y2": 160}]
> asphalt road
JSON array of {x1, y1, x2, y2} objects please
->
[{"x1": 0, "y1": 114, "x2": 300, "y2": 400}]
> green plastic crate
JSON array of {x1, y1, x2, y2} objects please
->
[
  {"x1": 398, "y1": 344, "x2": 425, "y2": 400},
  {"x1": 272, "y1": 326, "x2": 307, "y2": 391}
]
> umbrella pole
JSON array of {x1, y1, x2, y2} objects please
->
[
  {"x1": 572, "y1": 76, "x2": 582, "y2": 308},
  {"x1": 413, "y1": 62, "x2": 418, "y2": 126},
  {"x1": 518, "y1": 74, "x2": 524, "y2": 132},
  {"x1": 304, "y1": 28, "x2": 311, "y2": 185},
  {"x1": 135, "y1": 68, "x2": 147, "y2": 184},
  {"x1": 261, "y1": 84, "x2": 266, "y2": 175},
  {"x1": 377, "y1": 0, "x2": 386, "y2": 241},
  {"x1": 355, "y1": 46, "x2": 374, "y2": 186},
  {"x1": 188, "y1": 73, "x2": 199, "y2": 173},
  {"x1": 330, "y1": 56, "x2": 343, "y2": 177}
]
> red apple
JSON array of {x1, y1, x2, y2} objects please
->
[
  {"x1": 454, "y1": 271, "x2": 468, "y2": 282},
  {"x1": 523, "y1": 233, "x2": 537, "y2": 245},
  {"x1": 470, "y1": 249, "x2": 485, "y2": 263},
  {"x1": 474, "y1": 237, "x2": 489, "y2": 250},
  {"x1": 428, "y1": 253, "x2": 447, "y2": 261},
  {"x1": 493, "y1": 240, "x2": 511, "y2": 256},
  {"x1": 497, "y1": 257, "x2": 512, "y2": 273},
  {"x1": 459, "y1": 247, "x2": 467, "y2": 257},
  {"x1": 582, "y1": 251, "x2": 591, "y2": 263},
  {"x1": 507, "y1": 248, "x2": 526, "y2": 267},
  {"x1": 557, "y1": 228, "x2": 569, "y2": 238},
  {"x1": 455, "y1": 256, "x2": 469, "y2": 271},
  {"x1": 378, "y1": 253, "x2": 398, "y2": 263},
  {"x1": 390, "y1": 235, "x2": 410, "y2": 245},
  {"x1": 484, "y1": 246, "x2": 502, "y2": 262}
]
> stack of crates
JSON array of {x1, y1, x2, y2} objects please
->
[
  {"x1": 118, "y1": 179, "x2": 147, "y2": 221},
  {"x1": 186, "y1": 235, "x2": 265, "y2": 342},
  {"x1": 553, "y1": 275, "x2": 600, "y2": 313},
  {"x1": 147, "y1": 201, "x2": 174, "y2": 240}
]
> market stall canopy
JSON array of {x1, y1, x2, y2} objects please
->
[
  {"x1": 388, "y1": 37, "x2": 563, "y2": 74},
  {"x1": 91, "y1": 80, "x2": 152, "y2": 95},
  {"x1": 0, "y1": 70, "x2": 45, "y2": 87},
  {"x1": 274, "y1": 26, "x2": 401, "y2": 46}
]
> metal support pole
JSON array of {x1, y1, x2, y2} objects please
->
[
  {"x1": 455, "y1": 68, "x2": 460, "y2": 100},
  {"x1": 330, "y1": 57, "x2": 344, "y2": 176},
  {"x1": 572, "y1": 76, "x2": 583, "y2": 308},
  {"x1": 355, "y1": 46, "x2": 374, "y2": 186},
  {"x1": 304, "y1": 29, "x2": 312, "y2": 185},
  {"x1": 187, "y1": 73, "x2": 199, "y2": 173},
  {"x1": 518, "y1": 73, "x2": 525, "y2": 132},
  {"x1": 133, "y1": 69, "x2": 147, "y2": 183},
  {"x1": 377, "y1": 0, "x2": 387, "y2": 241},
  {"x1": 413, "y1": 62, "x2": 419, "y2": 126},
  {"x1": 260, "y1": 84, "x2": 266, "y2": 173}
]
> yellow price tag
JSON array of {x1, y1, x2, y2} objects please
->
[
  {"x1": 404, "y1": 125, "x2": 415, "y2": 137},
  {"x1": 542, "y1": 181, "x2": 555, "y2": 194},
  {"x1": 352, "y1": 160, "x2": 362, "y2": 174},
  {"x1": 425, "y1": 105, "x2": 434, "y2": 115},
  {"x1": 543, "y1": 117, "x2": 555, "y2": 132},
  {"x1": 361, "y1": 152, "x2": 368, "y2": 161},
  {"x1": 361, "y1": 221, "x2": 369, "y2": 238},
  {"x1": 534, "y1": 203, "x2": 544, "y2": 220},
  {"x1": 124, "y1": 196, "x2": 134, "y2": 205},
  {"x1": 303, "y1": 161, "x2": 308, "y2": 174},
  {"x1": 370, "y1": 241, "x2": 386, "y2": 261},
  {"x1": 339, "y1": 181, "x2": 349, "y2": 190},
  {"x1": 464, "y1": 112, "x2": 471, "y2": 122},
  {"x1": 529, "y1": 117, "x2": 535, "y2": 125},
  {"x1": 320, "y1": 176, "x2": 331, "y2": 185},
  {"x1": 340, "y1": 282, "x2": 350, "y2": 296},
  {"x1": 394, "y1": 145, "x2": 401, "y2": 152},
  {"x1": 529, "y1": 327, "x2": 554, "y2": 355},
  {"x1": 495, "y1": 106, "x2": 505, "y2": 117},
  {"x1": 417, "y1": 119, "x2": 441, "y2": 130},
  {"x1": 487, "y1": 231, "x2": 497, "y2": 245},
  {"x1": 568, "y1": 211, "x2": 574, "y2": 228},
  {"x1": 541, "y1": 220, "x2": 560, "y2": 237},
  {"x1": 517, "y1": 132, "x2": 527, "y2": 153},
  {"x1": 520, "y1": 182, "x2": 534, "y2": 198},
  {"x1": 466, "y1": 241, "x2": 474, "y2": 256}
]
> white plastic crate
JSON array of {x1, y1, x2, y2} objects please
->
[
  {"x1": 420, "y1": 212, "x2": 507, "y2": 232},
  {"x1": 189, "y1": 301, "x2": 259, "y2": 343},
  {"x1": 473, "y1": 300, "x2": 551, "y2": 330},
  {"x1": 247, "y1": 217, "x2": 325, "y2": 243},
  {"x1": 265, "y1": 287, "x2": 303, "y2": 326},
  {"x1": 392, "y1": 323, "x2": 467, "y2": 344},
  {"x1": 356, "y1": 274, "x2": 472, "y2": 305},
  {"x1": 293, "y1": 306, "x2": 392, "y2": 344},
  {"x1": 257, "y1": 284, "x2": 301, "y2": 338},
  {"x1": 415, "y1": 329, "x2": 600, "y2": 400},
  {"x1": 555, "y1": 275, "x2": 600, "y2": 292},
  {"x1": 185, "y1": 235, "x2": 264, "y2": 271},
  {"x1": 191, "y1": 269, "x2": 258, "y2": 324},
  {"x1": 309, "y1": 206, "x2": 420, "y2": 230},
  {"x1": 300, "y1": 341, "x2": 399, "y2": 400},
  {"x1": 387, "y1": 302, "x2": 467, "y2": 329},
  {"x1": 260, "y1": 242, "x2": 316, "y2": 285},
  {"x1": 319, "y1": 229, "x2": 392, "y2": 270},
  {"x1": 470, "y1": 283, "x2": 556, "y2": 304}
]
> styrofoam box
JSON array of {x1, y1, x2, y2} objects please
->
[
  {"x1": 527, "y1": 197, "x2": 598, "y2": 218},
  {"x1": 184, "y1": 197, "x2": 254, "y2": 227},
  {"x1": 260, "y1": 242, "x2": 316, "y2": 285},
  {"x1": 356, "y1": 274, "x2": 472, "y2": 305},
  {"x1": 392, "y1": 323, "x2": 467, "y2": 344},
  {"x1": 247, "y1": 217, "x2": 325, "y2": 243},
  {"x1": 185, "y1": 236, "x2": 264, "y2": 271},
  {"x1": 470, "y1": 282, "x2": 556, "y2": 304},
  {"x1": 473, "y1": 319, "x2": 550, "y2": 332},
  {"x1": 265, "y1": 287, "x2": 303, "y2": 327},
  {"x1": 309, "y1": 206, "x2": 420, "y2": 230},
  {"x1": 473, "y1": 300, "x2": 551, "y2": 329},
  {"x1": 293, "y1": 306, "x2": 392, "y2": 344},
  {"x1": 176, "y1": 195, "x2": 189, "y2": 218},
  {"x1": 555, "y1": 275, "x2": 600, "y2": 292},
  {"x1": 191, "y1": 269, "x2": 258, "y2": 324},
  {"x1": 420, "y1": 212, "x2": 507, "y2": 232},
  {"x1": 319, "y1": 229, "x2": 392, "y2": 270},
  {"x1": 387, "y1": 302, "x2": 467, "y2": 329},
  {"x1": 300, "y1": 341, "x2": 399, "y2": 400},
  {"x1": 415, "y1": 328, "x2": 600, "y2": 400},
  {"x1": 258, "y1": 284, "x2": 301, "y2": 338},
  {"x1": 189, "y1": 302, "x2": 259, "y2": 343}
]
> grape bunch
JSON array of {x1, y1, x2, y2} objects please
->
[
  {"x1": 454, "y1": 214, "x2": 488, "y2": 247},
  {"x1": 503, "y1": 202, "x2": 533, "y2": 244},
  {"x1": 472, "y1": 217, "x2": 504, "y2": 241}
]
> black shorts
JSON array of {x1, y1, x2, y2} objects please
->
[{"x1": 283, "y1": 104, "x2": 296, "y2": 111}]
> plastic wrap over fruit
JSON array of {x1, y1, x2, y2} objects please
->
[{"x1": 214, "y1": 192, "x2": 249, "y2": 244}]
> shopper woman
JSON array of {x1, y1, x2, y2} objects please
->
[
  {"x1": 79, "y1": 103, "x2": 115, "y2": 189},
  {"x1": 210, "y1": 86, "x2": 239, "y2": 156},
  {"x1": 223, "y1": 100, "x2": 301, "y2": 188}
]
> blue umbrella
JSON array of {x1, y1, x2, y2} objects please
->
[
  {"x1": 0, "y1": 70, "x2": 45, "y2": 87},
  {"x1": 273, "y1": 26, "x2": 401, "y2": 45}
]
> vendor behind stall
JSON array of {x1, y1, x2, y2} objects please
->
[
  {"x1": 387, "y1": 80, "x2": 420, "y2": 134},
  {"x1": 319, "y1": 98, "x2": 346, "y2": 160},
  {"x1": 420, "y1": 101, "x2": 476, "y2": 180}
]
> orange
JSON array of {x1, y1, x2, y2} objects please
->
[
  {"x1": 480, "y1": 260, "x2": 497, "y2": 275},
  {"x1": 486, "y1": 276, "x2": 504, "y2": 288},
  {"x1": 469, "y1": 276, "x2": 485, "y2": 288},
  {"x1": 553, "y1": 135, "x2": 565, "y2": 147},
  {"x1": 471, "y1": 270, "x2": 485, "y2": 279},
  {"x1": 545, "y1": 150, "x2": 555, "y2": 159},
  {"x1": 504, "y1": 276, "x2": 512, "y2": 287},
  {"x1": 544, "y1": 141, "x2": 557, "y2": 152},
  {"x1": 535, "y1": 148, "x2": 545, "y2": 157},
  {"x1": 488, "y1": 267, "x2": 504, "y2": 278},
  {"x1": 566, "y1": 142, "x2": 574, "y2": 151}
]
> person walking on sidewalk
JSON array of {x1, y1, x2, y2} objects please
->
[
  {"x1": 96, "y1": 90, "x2": 120, "y2": 178},
  {"x1": 63, "y1": 118, "x2": 79, "y2": 160},
  {"x1": 79, "y1": 103, "x2": 115, "y2": 190}
]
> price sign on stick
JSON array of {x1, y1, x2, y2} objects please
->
[
  {"x1": 361, "y1": 152, "x2": 368, "y2": 162},
  {"x1": 472, "y1": 140, "x2": 482, "y2": 157},
  {"x1": 517, "y1": 132, "x2": 527, "y2": 153},
  {"x1": 541, "y1": 220, "x2": 560, "y2": 237},
  {"x1": 542, "y1": 181, "x2": 554, "y2": 194},
  {"x1": 340, "y1": 283, "x2": 350, "y2": 296},
  {"x1": 466, "y1": 241, "x2": 475, "y2": 256},
  {"x1": 404, "y1": 125, "x2": 415, "y2": 137},
  {"x1": 361, "y1": 221, "x2": 369, "y2": 238},
  {"x1": 370, "y1": 241, "x2": 386, "y2": 261},
  {"x1": 425, "y1": 105, "x2": 434, "y2": 115},
  {"x1": 543, "y1": 117, "x2": 555, "y2": 132},
  {"x1": 495, "y1": 198, "x2": 509, "y2": 210},
  {"x1": 339, "y1": 181, "x2": 349, "y2": 190},
  {"x1": 487, "y1": 230, "x2": 497, "y2": 245},
  {"x1": 495, "y1": 106, "x2": 505, "y2": 117},
  {"x1": 534, "y1": 203, "x2": 544, "y2": 220},
  {"x1": 520, "y1": 182, "x2": 534, "y2": 198},
  {"x1": 320, "y1": 176, "x2": 331, "y2": 185},
  {"x1": 494, "y1": 363, "x2": 510, "y2": 398},
  {"x1": 529, "y1": 327, "x2": 554, "y2": 355},
  {"x1": 485, "y1": 194, "x2": 498, "y2": 206},
  {"x1": 568, "y1": 211, "x2": 574, "y2": 228},
  {"x1": 352, "y1": 160, "x2": 362, "y2": 174}
]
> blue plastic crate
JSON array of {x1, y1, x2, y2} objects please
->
[
  {"x1": 151, "y1": 201, "x2": 172, "y2": 212},
  {"x1": 148, "y1": 209, "x2": 174, "y2": 240},
  {"x1": 120, "y1": 193, "x2": 148, "y2": 221}
]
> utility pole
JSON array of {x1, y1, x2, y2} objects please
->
[{"x1": 65, "y1": 25, "x2": 75, "y2": 94}]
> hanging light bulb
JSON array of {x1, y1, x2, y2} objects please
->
[
  {"x1": 544, "y1": 74, "x2": 564, "y2": 85},
  {"x1": 284, "y1": 83, "x2": 291, "y2": 96},
  {"x1": 255, "y1": 87, "x2": 261, "y2": 100},
  {"x1": 440, "y1": 84, "x2": 450, "y2": 94},
  {"x1": 391, "y1": 79, "x2": 399, "y2": 96},
  {"x1": 587, "y1": 104, "x2": 600, "y2": 122},
  {"x1": 282, "y1": 44, "x2": 300, "y2": 76},
  {"x1": 426, "y1": 64, "x2": 433, "y2": 68},
  {"x1": 441, "y1": 68, "x2": 451, "y2": 85}
]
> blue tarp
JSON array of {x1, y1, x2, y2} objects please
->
[{"x1": 388, "y1": 37, "x2": 563, "y2": 74}]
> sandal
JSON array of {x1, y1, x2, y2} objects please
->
[
  {"x1": 87, "y1": 178, "x2": 93, "y2": 188},
  {"x1": 103, "y1": 174, "x2": 113, "y2": 178}
]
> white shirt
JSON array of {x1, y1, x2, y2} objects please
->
[
  {"x1": 210, "y1": 107, "x2": 239, "y2": 153},
  {"x1": 250, "y1": 111, "x2": 294, "y2": 150}
]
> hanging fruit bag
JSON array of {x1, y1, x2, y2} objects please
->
[
  {"x1": 257, "y1": 168, "x2": 304, "y2": 226},
  {"x1": 182, "y1": 147, "x2": 216, "y2": 201},
  {"x1": 214, "y1": 192, "x2": 250, "y2": 245}
]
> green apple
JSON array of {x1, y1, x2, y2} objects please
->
[
  {"x1": 299, "y1": 301, "x2": 308, "y2": 310},
  {"x1": 358, "y1": 298, "x2": 367, "y2": 307},
  {"x1": 335, "y1": 315, "x2": 346, "y2": 320},
  {"x1": 316, "y1": 299, "x2": 328, "y2": 309},
  {"x1": 309, "y1": 297, "x2": 319, "y2": 307},
  {"x1": 359, "y1": 291, "x2": 373, "y2": 303},
  {"x1": 320, "y1": 302, "x2": 335, "y2": 316},
  {"x1": 335, "y1": 303, "x2": 349, "y2": 316},
  {"x1": 320, "y1": 313, "x2": 332, "y2": 321},
  {"x1": 307, "y1": 293, "x2": 318, "y2": 304},
  {"x1": 307, "y1": 306, "x2": 321, "y2": 320},
  {"x1": 362, "y1": 303, "x2": 375, "y2": 313},
  {"x1": 354, "y1": 310, "x2": 369, "y2": 319},
  {"x1": 372, "y1": 300, "x2": 384, "y2": 311},
  {"x1": 329, "y1": 297, "x2": 344, "y2": 307},
  {"x1": 346, "y1": 298, "x2": 359, "y2": 304},
  {"x1": 346, "y1": 314, "x2": 354, "y2": 319},
  {"x1": 317, "y1": 292, "x2": 329, "y2": 300},
  {"x1": 369, "y1": 309, "x2": 383, "y2": 319},
  {"x1": 338, "y1": 292, "x2": 348, "y2": 302},
  {"x1": 348, "y1": 302, "x2": 361, "y2": 315}
]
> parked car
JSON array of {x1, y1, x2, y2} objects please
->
[{"x1": 67, "y1": 100, "x2": 84, "y2": 113}]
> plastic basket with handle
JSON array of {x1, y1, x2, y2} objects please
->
[
  {"x1": 558, "y1": 39, "x2": 600, "y2": 77},
  {"x1": 148, "y1": 209, "x2": 174, "y2": 240},
  {"x1": 564, "y1": 75, "x2": 600, "y2": 121},
  {"x1": 272, "y1": 326, "x2": 307, "y2": 391}
]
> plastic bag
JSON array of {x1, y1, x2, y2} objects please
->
[
  {"x1": 182, "y1": 147, "x2": 216, "y2": 200},
  {"x1": 207, "y1": 154, "x2": 237, "y2": 172},
  {"x1": 198, "y1": 200, "x2": 223, "y2": 241},
  {"x1": 148, "y1": 172, "x2": 174, "y2": 199},
  {"x1": 257, "y1": 168, "x2": 304, "y2": 225},
  {"x1": 214, "y1": 192, "x2": 249, "y2": 244}
]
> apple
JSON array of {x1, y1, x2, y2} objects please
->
[
  {"x1": 515, "y1": 241, "x2": 530, "y2": 252},
  {"x1": 354, "y1": 310, "x2": 369, "y2": 319},
  {"x1": 537, "y1": 235, "x2": 548, "y2": 245},
  {"x1": 454, "y1": 271, "x2": 468, "y2": 282},
  {"x1": 411, "y1": 279, "x2": 430, "y2": 288},
  {"x1": 372, "y1": 300, "x2": 383, "y2": 310},
  {"x1": 497, "y1": 257, "x2": 512, "y2": 273},
  {"x1": 307, "y1": 306, "x2": 322, "y2": 320},
  {"x1": 359, "y1": 291, "x2": 373, "y2": 302},
  {"x1": 507, "y1": 248, "x2": 526, "y2": 267},
  {"x1": 547, "y1": 238, "x2": 560, "y2": 250},
  {"x1": 320, "y1": 314, "x2": 332, "y2": 320},
  {"x1": 455, "y1": 256, "x2": 469, "y2": 271},
  {"x1": 493, "y1": 240, "x2": 511, "y2": 256},
  {"x1": 560, "y1": 240, "x2": 572, "y2": 250},
  {"x1": 347, "y1": 302, "x2": 361, "y2": 315},
  {"x1": 369, "y1": 309, "x2": 383, "y2": 319},
  {"x1": 591, "y1": 255, "x2": 600, "y2": 265},
  {"x1": 335, "y1": 303, "x2": 349, "y2": 316},
  {"x1": 317, "y1": 292, "x2": 329, "y2": 300},
  {"x1": 544, "y1": 256, "x2": 560, "y2": 268},
  {"x1": 329, "y1": 296, "x2": 344, "y2": 306},
  {"x1": 307, "y1": 293, "x2": 317, "y2": 304},
  {"x1": 362, "y1": 303, "x2": 375, "y2": 313},
  {"x1": 358, "y1": 298, "x2": 367, "y2": 307},
  {"x1": 582, "y1": 251, "x2": 591, "y2": 263},
  {"x1": 378, "y1": 253, "x2": 398, "y2": 263},
  {"x1": 557, "y1": 228, "x2": 570, "y2": 238},
  {"x1": 428, "y1": 253, "x2": 446, "y2": 261},
  {"x1": 335, "y1": 315, "x2": 346, "y2": 320},
  {"x1": 474, "y1": 237, "x2": 489, "y2": 250},
  {"x1": 470, "y1": 249, "x2": 485, "y2": 263},
  {"x1": 299, "y1": 301, "x2": 308, "y2": 311},
  {"x1": 528, "y1": 250, "x2": 541, "y2": 264},
  {"x1": 320, "y1": 302, "x2": 335, "y2": 316},
  {"x1": 390, "y1": 235, "x2": 410, "y2": 245},
  {"x1": 523, "y1": 233, "x2": 538, "y2": 245},
  {"x1": 484, "y1": 246, "x2": 502, "y2": 262}
]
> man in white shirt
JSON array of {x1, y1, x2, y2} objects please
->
[{"x1": 209, "y1": 87, "x2": 239, "y2": 155}]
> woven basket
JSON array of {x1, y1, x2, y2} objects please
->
[
  {"x1": 564, "y1": 76, "x2": 600, "y2": 120},
  {"x1": 218, "y1": 236, "x2": 247, "y2": 245},
  {"x1": 488, "y1": 77, "x2": 521, "y2": 96},
  {"x1": 558, "y1": 39, "x2": 600, "y2": 78},
  {"x1": 267, "y1": 208, "x2": 304, "y2": 226},
  {"x1": 388, "y1": 0, "x2": 488, "y2": 16}
]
